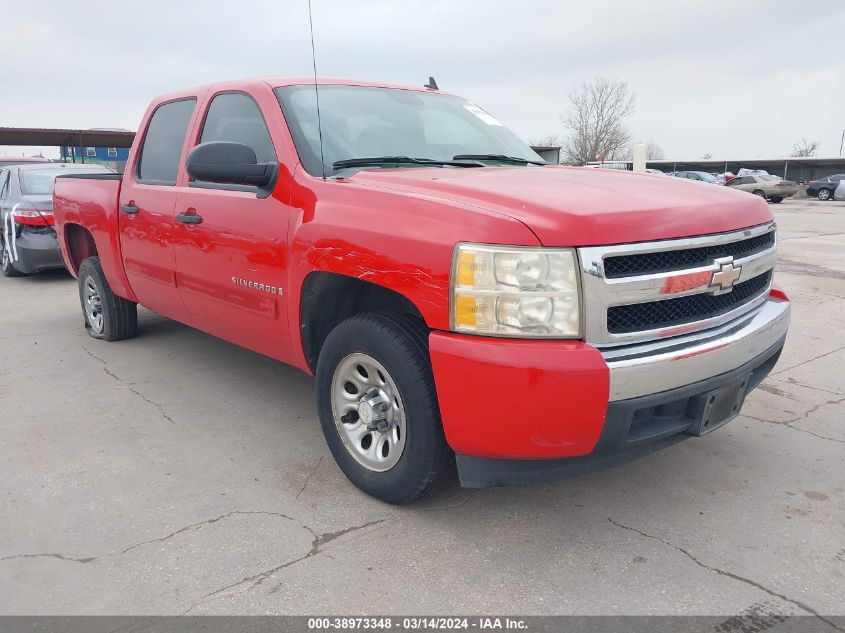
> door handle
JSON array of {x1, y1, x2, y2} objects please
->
[
  {"x1": 120, "y1": 203, "x2": 139, "y2": 215},
  {"x1": 176, "y1": 211, "x2": 203, "y2": 224}
]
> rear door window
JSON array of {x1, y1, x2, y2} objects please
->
[
  {"x1": 198, "y1": 93, "x2": 276, "y2": 163},
  {"x1": 137, "y1": 98, "x2": 196, "y2": 185}
]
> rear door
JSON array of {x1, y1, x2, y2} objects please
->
[
  {"x1": 173, "y1": 90, "x2": 291, "y2": 360},
  {"x1": 118, "y1": 98, "x2": 196, "y2": 321}
]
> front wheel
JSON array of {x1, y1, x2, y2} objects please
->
[
  {"x1": 752, "y1": 189, "x2": 767, "y2": 200},
  {"x1": 316, "y1": 313, "x2": 452, "y2": 504},
  {"x1": 817, "y1": 188, "x2": 832, "y2": 201},
  {"x1": 78, "y1": 256, "x2": 138, "y2": 341}
]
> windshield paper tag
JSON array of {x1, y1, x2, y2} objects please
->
[{"x1": 463, "y1": 104, "x2": 503, "y2": 126}]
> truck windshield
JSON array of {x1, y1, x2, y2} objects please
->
[{"x1": 275, "y1": 85, "x2": 543, "y2": 177}]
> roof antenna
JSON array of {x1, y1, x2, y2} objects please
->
[
  {"x1": 424, "y1": 76, "x2": 439, "y2": 90},
  {"x1": 307, "y1": 0, "x2": 326, "y2": 180}
]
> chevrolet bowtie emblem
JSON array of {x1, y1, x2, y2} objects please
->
[{"x1": 710, "y1": 258, "x2": 742, "y2": 293}]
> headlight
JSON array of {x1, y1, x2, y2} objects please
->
[{"x1": 450, "y1": 243, "x2": 581, "y2": 338}]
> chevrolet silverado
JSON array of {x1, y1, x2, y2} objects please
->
[{"x1": 52, "y1": 78, "x2": 790, "y2": 503}]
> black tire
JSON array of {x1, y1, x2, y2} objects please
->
[
  {"x1": 1, "y1": 234, "x2": 24, "y2": 277},
  {"x1": 752, "y1": 189, "x2": 767, "y2": 200},
  {"x1": 817, "y1": 188, "x2": 832, "y2": 201},
  {"x1": 316, "y1": 312, "x2": 452, "y2": 504},
  {"x1": 78, "y1": 256, "x2": 138, "y2": 341},
  {"x1": 771, "y1": 197, "x2": 783, "y2": 203}
]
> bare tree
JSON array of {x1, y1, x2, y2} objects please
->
[
  {"x1": 646, "y1": 139, "x2": 665, "y2": 160},
  {"x1": 790, "y1": 138, "x2": 820, "y2": 157},
  {"x1": 561, "y1": 77, "x2": 635, "y2": 165},
  {"x1": 529, "y1": 133, "x2": 563, "y2": 148},
  {"x1": 628, "y1": 138, "x2": 665, "y2": 160},
  {"x1": 701, "y1": 152, "x2": 712, "y2": 159}
]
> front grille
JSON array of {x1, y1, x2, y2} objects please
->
[
  {"x1": 603, "y1": 231, "x2": 775, "y2": 278},
  {"x1": 607, "y1": 271, "x2": 772, "y2": 334}
]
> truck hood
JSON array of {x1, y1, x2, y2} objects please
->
[{"x1": 349, "y1": 166, "x2": 773, "y2": 246}]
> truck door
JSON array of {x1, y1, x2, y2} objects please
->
[
  {"x1": 173, "y1": 91, "x2": 291, "y2": 362},
  {"x1": 118, "y1": 98, "x2": 196, "y2": 322}
]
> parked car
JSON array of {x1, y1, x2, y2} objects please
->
[
  {"x1": 0, "y1": 156, "x2": 52, "y2": 168},
  {"x1": 834, "y1": 179, "x2": 845, "y2": 201},
  {"x1": 806, "y1": 174, "x2": 845, "y2": 201},
  {"x1": 53, "y1": 77, "x2": 789, "y2": 503},
  {"x1": 1, "y1": 163, "x2": 113, "y2": 276},
  {"x1": 644, "y1": 168, "x2": 666, "y2": 176},
  {"x1": 726, "y1": 174, "x2": 797, "y2": 202},
  {"x1": 667, "y1": 170, "x2": 720, "y2": 184}
]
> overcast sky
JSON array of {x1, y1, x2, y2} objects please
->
[{"x1": 2, "y1": 0, "x2": 843, "y2": 160}]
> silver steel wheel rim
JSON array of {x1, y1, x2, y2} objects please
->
[
  {"x1": 83, "y1": 275, "x2": 104, "y2": 333},
  {"x1": 819, "y1": 190, "x2": 830, "y2": 200},
  {"x1": 1, "y1": 241, "x2": 8, "y2": 270},
  {"x1": 330, "y1": 352, "x2": 407, "y2": 472}
]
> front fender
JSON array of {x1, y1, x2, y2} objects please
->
[{"x1": 285, "y1": 166, "x2": 540, "y2": 370}]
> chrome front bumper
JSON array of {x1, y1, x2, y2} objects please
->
[{"x1": 603, "y1": 297, "x2": 790, "y2": 401}]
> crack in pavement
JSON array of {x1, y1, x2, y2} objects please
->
[
  {"x1": 0, "y1": 552, "x2": 96, "y2": 564},
  {"x1": 607, "y1": 518, "x2": 844, "y2": 632},
  {"x1": 741, "y1": 395, "x2": 845, "y2": 445},
  {"x1": 186, "y1": 518, "x2": 387, "y2": 612},
  {"x1": 120, "y1": 510, "x2": 296, "y2": 555},
  {"x1": 768, "y1": 376, "x2": 844, "y2": 397},
  {"x1": 294, "y1": 456, "x2": 323, "y2": 499},
  {"x1": 776, "y1": 259, "x2": 845, "y2": 281},
  {"x1": 84, "y1": 347, "x2": 176, "y2": 424},
  {"x1": 779, "y1": 231, "x2": 845, "y2": 242},
  {"x1": 772, "y1": 345, "x2": 845, "y2": 376},
  {"x1": 418, "y1": 488, "x2": 495, "y2": 512}
]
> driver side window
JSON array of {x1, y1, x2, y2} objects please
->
[{"x1": 199, "y1": 93, "x2": 276, "y2": 163}]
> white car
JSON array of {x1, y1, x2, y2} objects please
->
[{"x1": 834, "y1": 179, "x2": 845, "y2": 201}]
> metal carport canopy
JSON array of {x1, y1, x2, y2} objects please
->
[{"x1": 0, "y1": 127, "x2": 135, "y2": 148}]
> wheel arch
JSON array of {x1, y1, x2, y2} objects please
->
[
  {"x1": 63, "y1": 223, "x2": 98, "y2": 276},
  {"x1": 300, "y1": 271, "x2": 427, "y2": 373}
]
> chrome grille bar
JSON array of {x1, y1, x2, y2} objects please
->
[{"x1": 577, "y1": 222, "x2": 776, "y2": 347}]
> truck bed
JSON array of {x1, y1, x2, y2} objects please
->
[{"x1": 53, "y1": 173, "x2": 134, "y2": 300}]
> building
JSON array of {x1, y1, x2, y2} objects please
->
[
  {"x1": 61, "y1": 145, "x2": 130, "y2": 170},
  {"x1": 530, "y1": 145, "x2": 561, "y2": 164}
]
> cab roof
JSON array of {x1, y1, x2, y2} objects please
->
[{"x1": 153, "y1": 77, "x2": 453, "y2": 104}]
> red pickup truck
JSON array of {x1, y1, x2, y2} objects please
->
[{"x1": 53, "y1": 78, "x2": 790, "y2": 503}]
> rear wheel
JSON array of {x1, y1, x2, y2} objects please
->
[
  {"x1": 78, "y1": 256, "x2": 138, "y2": 341},
  {"x1": 770, "y1": 197, "x2": 783, "y2": 203},
  {"x1": 817, "y1": 188, "x2": 832, "y2": 201},
  {"x1": 316, "y1": 312, "x2": 452, "y2": 504},
  {"x1": 1, "y1": 234, "x2": 24, "y2": 277}
]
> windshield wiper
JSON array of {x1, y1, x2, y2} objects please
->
[
  {"x1": 333, "y1": 156, "x2": 483, "y2": 170},
  {"x1": 452, "y1": 154, "x2": 546, "y2": 165}
]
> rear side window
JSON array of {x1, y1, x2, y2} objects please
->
[
  {"x1": 137, "y1": 98, "x2": 196, "y2": 185},
  {"x1": 199, "y1": 93, "x2": 275, "y2": 163}
]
